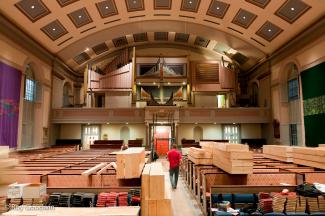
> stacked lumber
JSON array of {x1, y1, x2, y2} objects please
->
[
  {"x1": 0, "y1": 146, "x2": 19, "y2": 185},
  {"x1": 188, "y1": 147, "x2": 212, "y2": 165},
  {"x1": 116, "y1": 147, "x2": 145, "y2": 179},
  {"x1": 141, "y1": 162, "x2": 172, "y2": 216},
  {"x1": 292, "y1": 147, "x2": 325, "y2": 169},
  {"x1": 201, "y1": 142, "x2": 253, "y2": 174},
  {"x1": 263, "y1": 145, "x2": 294, "y2": 162}
]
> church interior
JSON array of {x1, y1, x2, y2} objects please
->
[{"x1": 0, "y1": 0, "x2": 324, "y2": 215}]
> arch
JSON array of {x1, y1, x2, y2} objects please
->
[
  {"x1": 120, "y1": 126, "x2": 130, "y2": 144},
  {"x1": 63, "y1": 82, "x2": 73, "y2": 107},
  {"x1": 193, "y1": 126, "x2": 203, "y2": 142}
]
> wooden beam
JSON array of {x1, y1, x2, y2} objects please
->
[{"x1": 81, "y1": 163, "x2": 107, "y2": 176}]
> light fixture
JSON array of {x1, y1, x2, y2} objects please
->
[
  {"x1": 268, "y1": 29, "x2": 272, "y2": 32},
  {"x1": 133, "y1": 0, "x2": 137, "y2": 4},
  {"x1": 137, "y1": 82, "x2": 141, "y2": 85},
  {"x1": 153, "y1": 82, "x2": 156, "y2": 85},
  {"x1": 52, "y1": 28, "x2": 56, "y2": 31},
  {"x1": 216, "y1": 7, "x2": 220, "y2": 10},
  {"x1": 31, "y1": 5, "x2": 35, "y2": 9},
  {"x1": 85, "y1": 48, "x2": 89, "y2": 51},
  {"x1": 243, "y1": 16, "x2": 246, "y2": 19},
  {"x1": 213, "y1": 122, "x2": 217, "y2": 125},
  {"x1": 182, "y1": 81, "x2": 186, "y2": 85},
  {"x1": 195, "y1": 122, "x2": 198, "y2": 125},
  {"x1": 87, "y1": 123, "x2": 90, "y2": 125},
  {"x1": 126, "y1": 122, "x2": 129, "y2": 125},
  {"x1": 291, "y1": 7, "x2": 295, "y2": 11},
  {"x1": 105, "y1": 6, "x2": 109, "y2": 9},
  {"x1": 106, "y1": 122, "x2": 110, "y2": 125},
  {"x1": 78, "y1": 15, "x2": 82, "y2": 18},
  {"x1": 232, "y1": 123, "x2": 236, "y2": 125},
  {"x1": 168, "y1": 82, "x2": 171, "y2": 85},
  {"x1": 189, "y1": 1, "x2": 192, "y2": 4}
]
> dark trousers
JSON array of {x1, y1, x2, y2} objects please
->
[{"x1": 169, "y1": 166, "x2": 179, "y2": 189}]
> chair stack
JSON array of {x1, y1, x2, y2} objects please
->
[{"x1": 141, "y1": 162, "x2": 171, "y2": 216}]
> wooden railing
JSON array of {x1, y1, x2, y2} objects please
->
[{"x1": 52, "y1": 107, "x2": 271, "y2": 124}]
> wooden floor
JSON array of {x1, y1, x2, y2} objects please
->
[{"x1": 160, "y1": 158, "x2": 204, "y2": 216}]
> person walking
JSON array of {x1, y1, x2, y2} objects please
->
[{"x1": 167, "y1": 144, "x2": 182, "y2": 189}]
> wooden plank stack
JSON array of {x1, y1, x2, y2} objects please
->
[
  {"x1": 200, "y1": 142, "x2": 253, "y2": 174},
  {"x1": 0, "y1": 146, "x2": 19, "y2": 185},
  {"x1": 141, "y1": 162, "x2": 172, "y2": 216},
  {"x1": 188, "y1": 147, "x2": 212, "y2": 165},
  {"x1": 292, "y1": 147, "x2": 325, "y2": 169},
  {"x1": 263, "y1": 145, "x2": 294, "y2": 162},
  {"x1": 116, "y1": 147, "x2": 145, "y2": 179}
]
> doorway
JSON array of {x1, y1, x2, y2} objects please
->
[{"x1": 150, "y1": 125, "x2": 173, "y2": 156}]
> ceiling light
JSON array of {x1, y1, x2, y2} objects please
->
[
  {"x1": 153, "y1": 82, "x2": 156, "y2": 85},
  {"x1": 105, "y1": 6, "x2": 109, "y2": 9},
  {"x1": 78, "y1": 15, "x2": 82, "y2": 18},
  {"x1": 268, "y1": 29, "x2": 272, "y2": 32},
  {"x1": 106, "y1": 122, "x2": 110, "y2": 125},
  {"x1": 31, "y1": 5, "x2": 35, "y2": 9},
  {"x1": 189, "y1": 1, "x2": 192, "y2": 4},
  {"x1": 85, "y1": 48, "x2": 89, "y2": 51},
  {"x1": 243, "y1": 16, "x2": 246, "y2": 19},
  {"x1": 137, "y1": 82, "x2": 141, "y2": 85},
  {"x1": 195, "y1": 122, "x2": 198, "y2": 125},
  {"x1": 126, "y1": 122, "x2": 129, "y2": 125},
  {"x1": 216, "y1": 7, "x2": 220, "y2": 10},
  {"x1": 168, "y1": 82, "x2": 171, "y2": 85},
  {"x1": 52, "y1": 28, "x2": 56, "y2": 31},
  {"x1": 291, "y1": 7, "x2": 295, "y2": 11},
  {"x1": 232, "y1": 123, "x2": 236, "y2": 125},
  {"x1": 182, "y1": 81, "x2": 186, "y2": 85},
  {"x1": 213, "y1": 122, "x2": 217, "y2": 125},
  {"x1": 133, "y1": 0, "x2": 137, "y2": 4}
]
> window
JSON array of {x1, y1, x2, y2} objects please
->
[
  {"x1": 288, "y1": 78, "x2": 299, "y2": 101},
  {"x1": 289, "y1": 124, "x2": 298, "y2": 146},
  {"x1": 223, "y1": 124, "x2": 240, "y2": 143},
  {"x1": 25, "y1": 78, "x2": 35, "y2": 101}
]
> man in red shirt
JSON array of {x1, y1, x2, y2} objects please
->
[{"x1": 167, "y1": 144, "x2": 182, "y2": 189}]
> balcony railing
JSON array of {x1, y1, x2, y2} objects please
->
[{"x1": 52, "y1": 107, "x2": 270, "y2": 124}]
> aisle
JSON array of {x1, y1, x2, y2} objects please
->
[{"x1": 160, "y1": 159, "x2": 204, "y2": 216}]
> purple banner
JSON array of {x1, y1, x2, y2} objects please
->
[{"x1": 0, "y1": 61, "x2": 21, "y2": 148}]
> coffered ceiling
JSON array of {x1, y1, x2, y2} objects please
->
[{"x1": 0, "y1": 0, "x2": 324, "y2": 73}]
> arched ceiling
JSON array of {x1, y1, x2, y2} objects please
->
[{"x1": 0, "y1": 0, "x2": 324, "y2": 73}]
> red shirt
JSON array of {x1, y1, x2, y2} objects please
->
[{"x1": 167, "y1": 149, "x2": 182, "y2": 169}]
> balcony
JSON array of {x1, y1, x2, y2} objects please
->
[{"x1": 52, "y1": 107, "x2": 271, "y2": 124}]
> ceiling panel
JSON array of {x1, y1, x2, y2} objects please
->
[
  {"x1": 175, "y1": 33, "x2": 190, "y2": 43},
  {"x1": 154, "y1": 0, "x2": 172, "y2": 10},
  {"x1": 92, "y1": 42, "x2": 109, "y2": 55},
  {"x1": 112, "y1": 36, "x2": 128, "y2": 47},
  {"x1": 133, "y1": 32, "x2": 148, "y2": 42},
  {"x1": 68, "y1": 7, "x2": 93, "y2": 28},
  {"x1": 256, "y1": 21, "x2": 283, "y2": 42},
  {"x1": 74, "y1": 52, "x2": 90, "y2": 64},
  {"x1": 96, "y1": 0, "x2": 118, "y2": 18},
  {"x1": 275, "y1": 0, "x2": 311, "y2": 24},
  {"x1": 154, "y1": 32, "x2": 169, "y2": 41},
  {"x1": 56, "y1": 0, "x2": 79, "y2": 7},
  {"x1": 194, "y1": 36, "x2": 210, "y2": 47},
  {"x1": 125, "y1": 0, "x2": 145, "y2": 12},
  {"x1": 232, "y1": 9, "x2": 257, "y2": 29},
  {"x1": 15, "y1": 0, "x2": 50, "y2": 22},
  {"x1": 41, "y1": 19, "x2": 68, "y2": 41},
  {"x1": 206, "y1": 0, "x2": 230, "y2": 19},
  {"x1": 181, "y1": 0, "x2": 201, "y2": 12},
  {"x1": 245, "y1": 0, "x2": 270, "y2": 9}
]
